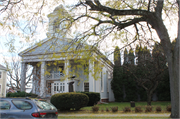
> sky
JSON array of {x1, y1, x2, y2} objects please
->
[{"x1": 0, "y1": 0, "x2": 178, "y2": 66}]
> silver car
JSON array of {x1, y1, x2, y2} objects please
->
[{"x1": 0, "y1": 98, "x2": 58, "y2": 118}]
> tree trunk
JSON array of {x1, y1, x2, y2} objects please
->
[
  {"x1": 148, "y1": 16, "x2": 180, "y2": 118},
  {"x1": 147, "y1": 91, "x2": 152, "y2": 106}
]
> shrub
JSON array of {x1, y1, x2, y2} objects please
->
[
  {"x1": 28, "y1": 93, "x2": 38, "y2": 98},
  {"x1": 145, "y1": 106, "x2": 152, "y2": 112},
  {"x1": 80, "y1": 92, "x2": 100, "y2": 106},
  {"x1": 111, "y1": 106, "x2": 118, "y2": 112},
  {"x1": 166, "y1": 105, "x2": 171, "y2": 112},
  {"x1": 50, "y1": 92, "x2": 89, "y2": 111},
  {"x1": 101, "y1": 108, "x2": 104, "y2": 112},
  {"x1": 106, "y1": 108, "x2": 109, "y2": 112},
  {"x1": 156, "y1": 106, "x2": 162, "y2": 112},
  {"x1": 6, "y1": 91, "x2": 38, "y2": 98},
  {"x1": 6, "y1": 92, "x2": 11, "y2": 97},
  {"x1": 135, "y1": 106, "x2": 143, "y2": 113},
  {"x1": 92, "y1": 105, "x2": 99, "y2": 112},
  {"x1": 123, "y1": 107, "x2": 131, "y2": 112}
]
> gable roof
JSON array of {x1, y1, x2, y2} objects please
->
[
  {"x1": 18, "y1": 37, "x2": 113, "y2": 66},
  {"x1": 0, "y1": 64, "x2": 6, "y2": 70},
  {"x1": 18, "y1": 37, "x2": 73, "y2": 56}
]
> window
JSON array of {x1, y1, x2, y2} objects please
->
[
  {"x1": 0, "y1": 72, "x2": 1, "y2": 79},
  {"x1": 54, "y1": 83, "x2": 56, "y2": 91},
  {"x1": 84, "y1": 82, "x2": 89, "y2": 92},
  {"x1": 106, "y1": 71, "x2": 109, "y2": 92},
  {"x1": 60, "y1": 83, "x2": 65, "y2": 91},
  {"x1": 53, "y1": 19, "x2": 59, "y2": 31},
  {"x1": 0, "y1": 100, "x2": 11, "y2": 110},
  {"x1": 101, "y1": 71, "x2": 103, "y2": 91},
  {"x1": 12, "y1": 100, "x2": 32, "y2": 110},
  {"x1": 0, "y1": 84, "x2": 1, "y2": 94},
  {"x1": 54, "y1": 83, "x2": 65, "y2": 92},
  {"x1": 48, "y1": 83, "x2": 51, "y2": 93},
  {"x1": 34, "y1": 100, "x2": 56, "y2": 110},
  {"x1": 57, "y1": 83, "x2": 59, "y2": 91}
]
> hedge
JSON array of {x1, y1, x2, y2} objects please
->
[
  {"x1": 50, "y1": 92, "x2": 89, "y2": 111},
  {"x1": 81, "y1": 92, "x2": 100, "y2": 106},
  {"x1": 6, "y1": 91, "x2": 38, "y2": 98}
]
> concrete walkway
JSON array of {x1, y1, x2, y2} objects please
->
[{"x1": 59, "y1": 113, "x2": 171, "y2": 118}]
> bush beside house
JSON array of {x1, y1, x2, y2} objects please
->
[
  {"x1": 81, "y1": 92, "x2": 100, "y2": 106},
  {"x1": 6, "y1": 91, "x2": 38, "y2": 98},
  {"x1": 50, "y1": 92, "x2": 89, "y2": 111}
]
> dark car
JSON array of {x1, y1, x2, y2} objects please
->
[{"x1": 0, "y1": 97, "x2": 58, "y2": 119}]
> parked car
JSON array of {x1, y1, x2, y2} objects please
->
[{"x1": 0, "y1": 97, "x2": 58, "y2": 118}]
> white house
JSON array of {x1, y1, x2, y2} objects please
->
[
  {"x1": 0, "y1": 64, "x2": 7, "y2": 97},
  {"x1": 19, "y1": 5, "x2": 115, "y2": 102}
]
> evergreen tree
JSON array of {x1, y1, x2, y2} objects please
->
[
  {"x1": 123, "y1": 48, "x2": 137, "y2": 101},
  {"x1": 153, "y1": 43, "x2": 170, "y2": 101},
  {"x1": 134, "y1": 44, "x2": 168, "y2": 105},
  {"x1": 111, "y1": 46, "x2": 123, "y2": 101},
  {"x1": 112, "y1": 45, "x2": 169, "y2": 103}
]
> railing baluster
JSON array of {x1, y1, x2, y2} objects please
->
[{"x1": 46, "y1": 72, "x2": 64, "y2": 80}]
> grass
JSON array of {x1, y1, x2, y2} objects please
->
[
  {"x1": 80, "y1": 101, "x2": 171, "y2": 112},
  {"x1": 58, "y1": 102, "x2": 171, "y2": 118},
  {"x1": 59, "y1": 116, "x2": 170, "y2": 119},
  {"x1": 58, "y1": 101, "x2": 171, "y2": 119}
]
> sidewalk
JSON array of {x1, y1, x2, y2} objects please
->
[{"x1": 59, "y1": 113, "x2": 171, "y2": 118}]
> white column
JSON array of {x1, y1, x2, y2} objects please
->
[
  {"x1": 40, "y1": 61, "x2": 46, "y2": 98},
  {"x1": 89, "y1": 59, "x2": 94, "y2": 92},
  {"x1": 32, "y1": 66, "x2": 36, "y2": 94},
  {"x1": 64, "y1": 60, "x2": 69, "y2": 92},
  {"x1": 21, "y1": 62, "x2": 27, "y2": 92}
]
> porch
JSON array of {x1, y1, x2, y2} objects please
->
[{"x1": 46, "y1": 72, "x2": 64, "y2": 80}]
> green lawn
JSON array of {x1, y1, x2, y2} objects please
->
[
  {"x1": 58, "y1": 102, "x2": 171, "y2": 118},
  {"x1": 58, "y1": 101, "x2": 171, "y2": 114}
]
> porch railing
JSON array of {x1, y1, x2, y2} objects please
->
[{"x1": 46, "y1": 72, "x2": 64, "y2": 80}]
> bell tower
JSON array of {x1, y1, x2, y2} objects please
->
[{"x1": 46, "y1": 5, "x2": 70, "y2": 38}]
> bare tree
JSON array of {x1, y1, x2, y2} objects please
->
[{"x1": 4, "y1": 56, "x2": 33, "y2": 91}]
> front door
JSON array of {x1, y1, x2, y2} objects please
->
[{"x1": 51, "y1": 81, "x2": 65, "y2": 95}]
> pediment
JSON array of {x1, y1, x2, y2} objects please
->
[
  {"x1": 19, "y1": 37, "x2": 73, "y2": 56},
  {"x1": 18, "y1": 37, "x2": 91, "y2": 56}
]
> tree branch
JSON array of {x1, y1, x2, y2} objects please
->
[
  {"x1": 148, "y1": 0, "x2": 152, "y2": 11},
  {"x1": 117, "y1": 17, "x2": 146, "y2": 30},
  {"x1": 85, "y1": 0, "x2": 152, "y2": 16},
  {"x1": 155, "y1": 0, "x2": 164, "y2": 17}
]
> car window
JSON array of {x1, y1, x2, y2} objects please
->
[
  {"x1": 34, "y1": 100, "x2": 56, "y2": 110},
  {"x1": 12, "y1": 100, "x2": 32, "y2": 110},
  {"x1": 0, "y1": 100, "x2": 11, "y2": 110}
]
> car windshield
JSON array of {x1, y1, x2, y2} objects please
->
[{"x1": 33, "y1": 100, "x2": 56, "y2": 110}]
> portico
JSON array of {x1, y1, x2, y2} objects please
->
[{"x1": 19, "y1": 57, "x2": 96, "y2": 98}]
